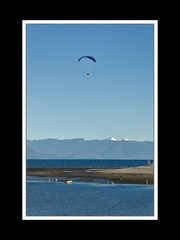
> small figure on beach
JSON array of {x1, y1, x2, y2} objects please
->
[
  {"x1": 147, "y1": 160, "x2": 153, "y2": 166},
  {"x1": 55, "y1": 178, "x2": 61, "y2": 182},
  {"x1": 107, "y1": 180, "x2": 114, "y2": 184},
  {"x1": 48, "y1": 178, "x2": 60, "y2": 183},
  {"x1": 48, "y1": 178, "x2": 51, "y2": 182}
]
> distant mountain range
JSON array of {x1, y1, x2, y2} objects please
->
[{"x1": 27, "y1": 138, "x2": 153, "y2": 159}]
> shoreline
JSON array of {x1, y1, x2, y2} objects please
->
[{"x1": 27, "y1": 166, "x2": 154, "y2": 184}]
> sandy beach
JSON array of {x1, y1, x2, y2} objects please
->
[{"x1": 27, "y1": 165, "x2": 154, "y2": 184}]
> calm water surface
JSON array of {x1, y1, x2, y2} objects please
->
[
  {"x1": 27, "y1": 159, "x2": 150, "y2": 168},
  {"x1": 27, "y1": 177, "x2": 154, "y2": 216}
]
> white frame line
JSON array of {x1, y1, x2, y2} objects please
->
[{"x1": 22, "y1": 20, "x2": 158, "y2": 220}]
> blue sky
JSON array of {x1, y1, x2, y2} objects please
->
[{"x1": 26, "y1": 23, "x2": 154, "y2": 141}]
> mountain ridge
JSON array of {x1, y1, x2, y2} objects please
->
[{"x1": 27, "y1": 138, "x2": 153, "y2": 160}]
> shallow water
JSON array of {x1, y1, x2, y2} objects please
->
[{"x1": 27, "y1": 178, "x2": 154, "y2": 216}]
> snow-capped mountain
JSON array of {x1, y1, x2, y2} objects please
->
[
  {"x1": 27, "y1": 138, "x2": 153, "y2": 159},
  {"x1": 109, "y1": 137, "x2": 135, "y2": 141},
  {"x1": 109, "y1": 137, "x2": 120, "y2": 141}
]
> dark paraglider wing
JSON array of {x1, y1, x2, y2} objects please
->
[{"x1": 78, "y1": 55, "x2": 96, "y2": 62}]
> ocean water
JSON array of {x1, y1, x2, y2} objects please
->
[
  {"x1": 27, "y1": 159, "x2": 150, "y2": 168},
  {"x1": 27, "y1": 177, "x2": 154, "y2": 216}
]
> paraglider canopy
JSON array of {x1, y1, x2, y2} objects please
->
[{"x1": 78, "y1": 55, "x2": 96, "y2": 62}]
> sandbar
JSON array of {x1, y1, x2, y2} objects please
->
[{"x1": 27, "y1": 165, "x2": 154, "y2": 184}]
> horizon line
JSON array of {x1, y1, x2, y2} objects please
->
[{"x1": 27, "y1": 137, "x2": 153, "y2": 142}]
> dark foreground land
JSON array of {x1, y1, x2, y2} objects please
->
[{"x1": 27, "y1": 166, "x2": 154, "y2": 184}]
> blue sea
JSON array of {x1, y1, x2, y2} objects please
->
[
  {"x1": 27, "y1": 159, "x2": 150, "y2": 168},
  {"x1": 26, "y1": 159, "x2": 154, "y2": 216},
  {"x1": 27, "y1": 178, "x2": 154, "y2": 216}
]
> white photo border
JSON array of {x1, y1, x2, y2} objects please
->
[{"x1": 22, "y1": 20, "x2": 158, "y2": 220}]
